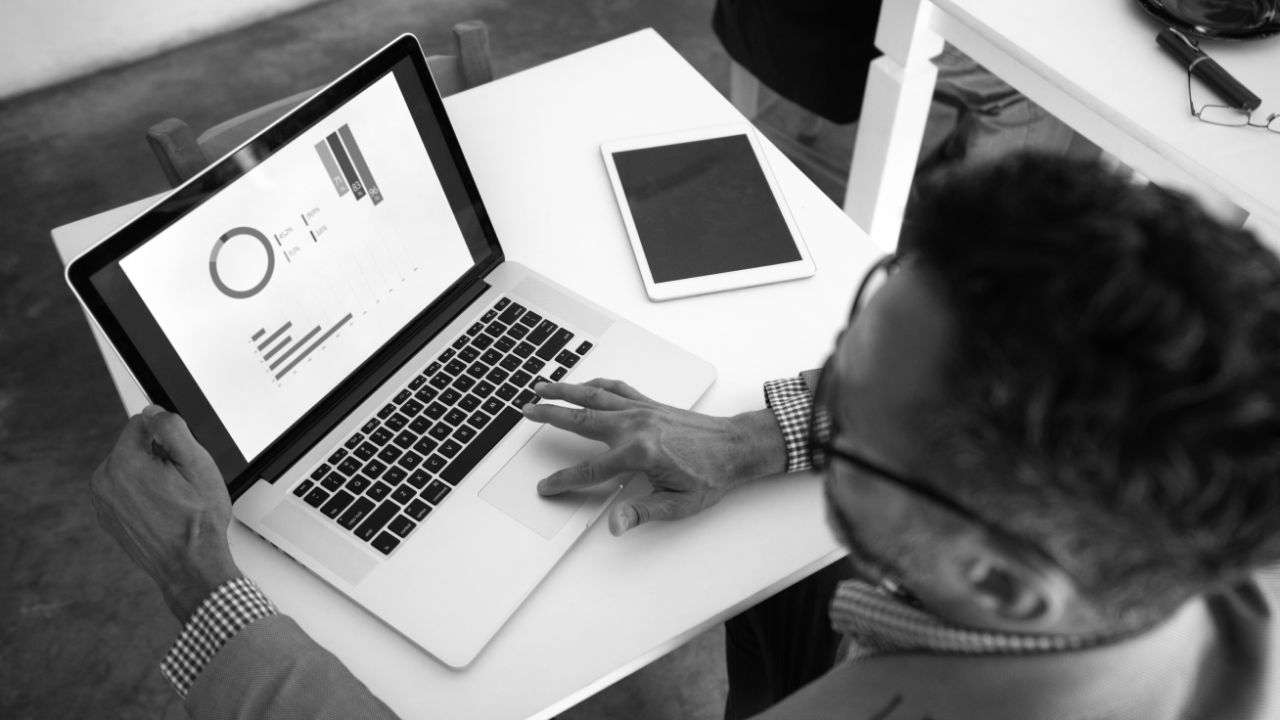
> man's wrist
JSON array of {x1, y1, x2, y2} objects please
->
[
  {"x1": 160, "y1": 540, "x2": 242, "y2": 623},
  {"x1": 731, "y1": 408, "x2": 788, "y2": 481}
]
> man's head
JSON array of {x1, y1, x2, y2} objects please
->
[{"x1": 822, "y1": 153, "x2": 1280, "y2": 636}]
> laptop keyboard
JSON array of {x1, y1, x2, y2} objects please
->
[{"x1": 288, "y1": 296, "x2": 593, "y2": 556}]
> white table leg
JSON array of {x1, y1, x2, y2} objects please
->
[{"x1": 845, "y1": 0, "x2": 944, "y2": 251}]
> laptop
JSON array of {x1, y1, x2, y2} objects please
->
[{"x1": 66, "y1": 34, "x2": 716, "y2": 668}]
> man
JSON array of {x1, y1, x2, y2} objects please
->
[{"x1": 91, "y1": 154, "x2": 1280, "y2": 719}]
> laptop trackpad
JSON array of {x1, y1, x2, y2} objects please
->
[{"x1": 479, "y1": 426, "x2": 606, "y2": 539}]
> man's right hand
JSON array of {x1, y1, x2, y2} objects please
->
[{"x1": 522, "y1": 379, "x2": 787, "y2": 535}]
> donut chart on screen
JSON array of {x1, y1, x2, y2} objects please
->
[{"x1": 210, "y1": 227, "x2": 274, "y2": 299}]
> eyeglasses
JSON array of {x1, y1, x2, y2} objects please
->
[
  {"x1": 1186, "y1": 66, "x2": 1280, "y2": 133},
  {"x1": 809, "y1": 254, "x2": 1076, "y2": 585}
]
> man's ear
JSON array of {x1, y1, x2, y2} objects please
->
[{"x1": 962, "y1": 553, "x2": 1068, "y2": 631}]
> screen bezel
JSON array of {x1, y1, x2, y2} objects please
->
[
  {"x1": 600, "y1": 122, "x2": 815, "y2": 302},
  {"x1": 65, "y1": 34, "x2": 505, "y2": 499}
]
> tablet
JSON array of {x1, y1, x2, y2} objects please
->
[{"x1": 601, "y1": 123, "x2": 815, "y2": 301}]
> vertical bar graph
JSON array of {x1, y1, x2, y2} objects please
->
[
  {"x1": 338, "y1": 125, "x2": 383, "y2": 205},
  {"x1": 275, "y1": 314, "x2": 353, "y2": 379},
  {"x1": 257, "y1": 322, "x2": 291, "y2": 350},
  {"x1": 315, "y1": 141, "x2": 350, "y2": 197},
  {"x1": 251, "y1": 328, "x2": 266, "y2": 341},
  {"x1": 327, "y1": 133, "x2": 366, "y2": 201},
  {"x1": 263, "y1": 335, "x2": 292, "y2": 361}
]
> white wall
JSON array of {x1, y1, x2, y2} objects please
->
[{"x1": 0, "y1": 0, "x2": 325, "y2": 100}]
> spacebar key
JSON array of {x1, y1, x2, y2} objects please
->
[{"x1": 441, "y1": 407, "x2": 524, "y2": 485}]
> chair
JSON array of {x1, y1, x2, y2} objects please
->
[{"x1": 147, "y1": 21, "x2": 494, "y2": 188}]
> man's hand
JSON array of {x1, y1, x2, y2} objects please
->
[
  {"x1": 91, "y1": 405, "x2": 241, "y2": 623},
  {"x1": 522, "y1": 379, "x2": 786, "y2": 535}
]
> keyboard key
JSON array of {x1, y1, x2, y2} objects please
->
[
  {"x1": 495, "y1": 297, "x2": 510, "y2": 310},
  {"x1": 515, "y1": 389, "x2": 540, "y2": 407},
  {"x1": 422, "y1": 479, "x2": 452, "y2": 504},
  {"x1": 336, "y1": 457, "x2": 362, "y2": 477},
  {"x1": 384, "y1": 413, "x2": 408, "y2": 431},
  {"x1": 466, "y1": 322, "x2": 484, "y2": 336},
  {"x1": 471, "y1": 333, "x2": 494, "y2": 350},
  {"x1": 389, "y1": 515, "x2": 417, "y2": 537},
  {"x1": 360, "y1": 459, "x2": 387, "y2": 479},
  {"x1": 412, "y1": 436, "x2": 437, "y2": 456},
  {"x1": 510, "y1": 370, "x2": 532, "y2": 387},
  {"x1": 428, "y1": 423, "x2": 451, "y2": 441},
  {"x1": 408, "y1": 375, "x2": 427, "y2": 390},
  {"x1": 429, "y1": 374, "x2": 451, "y2": 390},
  {"x1": 408, "y1": 416, "x2": 432, "y2": 434},
  {"x1": 440, "y1": 407, "x2": 524, "y2": 485},
  {"x1": 424, "y1": 402, "x2": 447, "y2": 420},
  {"x1": 527, "y1": 319, "x2": 557, "y2": 346},
  {"x1": 345, "y1": 476, "x2": 371, "y2": 494},
  {"x1": 453, "y1": 375, "x2": 476, "y2": 393},
  {"x1": 353, "y1": 442, "x2": 377, "y2": 461},
  {"x1": 494, "y1": 336, "x2": 516, "y2": 352},
  {"x1": 406, "y1": 499, "x2": 432, "y2": 521},
  {"x1": 459, "y1": 394, "x2": 481, "y2": 412},
  {"x1": 486, "y1": 367, "x2": 510, "y2": 384},
  {"x1": 522, "y1": 357, "x2": 546, "y2": 374},
  {"x1": 356, "y1": 501, "x2": 399, "y2": 541},
  {"x1": 513, "y1": 341, "x2": 536, "y2": 358},
  {"x1": 467, "y1": 410, "x2": 492, "y2": 429},
  {"x1": 499, "y1": 355, "x2": 522, "y2": 372},
  {"x1": 533, "y1": 375, "x2": 550, "y2": 387},
  {"x1": 320, "y1": 490, "x2": 355, "y2": 519},
  {"x1": 377, "y1": 403, "x2": 396, "y2": 419},
  {"x1": 473, "y1": 380, "x2": 496, "y2": 398},
  {"x1": 440, "y1": 389, "x2": 462, "y2": 406},
  {"x1": 446, "y1": 359, "x2": 467, "y2": 376},
  {"x1": 483, "y1": 322, "x2": 508, "y2": 338},
  {"x1": 414, "y1": 387, "x2": 437, "y2": 404},
  {"x1": 481, "y1": 309, "x2": 498, "y2": 323},
  {"x1": 444, "y1": 408, "x2": 467, "y2": 426},
  {"x1": 344, "y1": 433, "x2": 364, "y2": 450},
  {"x1": 338, "y1": 497, "x2": 375, "y2": 529},
  {"x1": 397, "y1": 451, "x2": 423, "y2": 471},
  {"x1": 576, "y1": 341, "x2": 593, "y2": 355},
  {"x1": 310, "y1": 465, "x2": 330, "y2": 481},
  {"x1": 377, "y1": 445, "x2": 403, "y2": 464},
  {"x1": 361, "y1": 419, "x2": 380, "y2": 434},
  {"x1": 393, "y1": 430, "x2": 415, "y2": 449},
  {"x1": 440, "y1": 348, "x2": 455, "y2": 362},
  {"x1": 320, "y1": 472, "x2": 345, "y2": 492},
  {"x1": 293, "y1": 479, "x2": 314, "y2": 497},
  {"x1": 466, "y1": 361, "x2": 488, "y2": 379},
  {"x1": 327, "y1": 448, "x2": 348, "y2": 465},
  {"x1": 372, "y1": 532, "x2": 400, "y2": 555},
  {"x1": 518, "y1": 311, "x2": 541, "y2": 327},
  {"x1": 383, "y1": 466, "x2": 408, "y2": 485},
  {"x1": 496, "y1": 383, "x2": 519, "y2": 401},
  {"x1": 367, "y1": 482, "x2": 392, "y2": 502},
  {"x1": 536, "y1": 328, "x2": 576, "y2": 361},
  {"x1": 550, "y1": 367, "x2": 567, "y2": 381},
  {"x1": 423, "y1": 361, "x2": 442, "y2": 377},
  {"x1": 391, "y1": 485, "x2": 416, "y2": 505},
  {"x1": 555, "y1": 350, "x2": 580, "y2": 368},
  {"x1": 506, "y1": 323, "x2": 529, "y2": 340},
  {"x1": 439, "y1": 440, "x2": 462, "y2": 458},
  {"x1": 453, "y1": 425, "x2": 477, "y2": 443},
  {"x1": 482, "y1": 349, "x2": 504, "y2": 365},
  {"x1": 452, "y1": 335, "x2": 469, "y2": 350},
  {"x1": 401, "y1": 399, "x2": 424, "y2": 417},
  {"x1": 407, "y1": 469, "x2": 431, "y2": 489},
  {"x1": 304, "y1": 487, "x2": 329, "y2": 508},
  {"x1": 394, "y1": 389, "x2": 412, "y2": 404},
  {"x1": 371, "y1": 427, "x2": 394, "y2": 445},
  {"x1": 424, "y1": 454, "x2": 447, "y2": 473},
  {"x1": 498, "y1": 302, "x2": 525, "y2": 325},
  {"x1": 481, "y1": 398, "x2": 505, "y2": 415},
  {"x1": 459, "y1": 346, "x2": 481, "y2": 362}
]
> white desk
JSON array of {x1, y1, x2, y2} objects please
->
[
  {"x1": 847, "y1": 0, "x2": 1280, "y2": 249},
  {"x1": 52, "y1": 30, "x2": 880, "y2": 720}
]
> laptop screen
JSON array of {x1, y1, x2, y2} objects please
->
[{"x1": 75, "y1": 44, "x2": 502, "y2": 485}]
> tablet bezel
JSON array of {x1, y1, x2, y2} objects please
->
[{"x1": 600, "y1": 122, "x2": 815, "y2": 301}]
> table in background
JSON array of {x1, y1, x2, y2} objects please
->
[
  {"x1": 847, "y1": 0, "x2": 1280, "y2": 250},
  {"x1": 52, "y1": 30, "x2": 879, "y2": 720}
]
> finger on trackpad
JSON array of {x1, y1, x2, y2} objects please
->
[{"x1": 478, "y1": 427, "x2": 616, "y2": 539}]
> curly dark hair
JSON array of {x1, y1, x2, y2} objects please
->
[{"x1": 901, "y1": 153, "x2": 1280, "y2": 626}]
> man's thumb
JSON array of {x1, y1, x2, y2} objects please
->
[
  {"x1": 142, "y1": 407, "x2": 215, "y2": 478},
  {"x1": 608, "y1": 492, "x2": 686, "y2": 536}
]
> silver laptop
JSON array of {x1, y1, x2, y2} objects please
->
[{"x1": 66, "y1": 34, "x2": 715, "y2": 667}]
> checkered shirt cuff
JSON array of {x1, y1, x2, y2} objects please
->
[
  {"x1": 764, "y1": 376, "x2": 815, "y2": 473},
  {"x1": 160, "y1": 577, "x2": 277, "y2": 697}
]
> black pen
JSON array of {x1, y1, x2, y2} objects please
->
[{"x1": 1157, "y1": 28, "x2": 1261, "y2": 111}]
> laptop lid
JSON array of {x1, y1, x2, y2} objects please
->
[{"x1": 67, "y1": 35, "x2": 505, "y2": 500}]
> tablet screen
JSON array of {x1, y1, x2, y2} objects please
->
[{"x1": 611, "y1": 134, "x2": 801, "y2": 283}]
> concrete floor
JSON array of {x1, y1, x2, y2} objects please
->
[{"x1": 0, "y1": 1, "x2": 755, "y2": 717}]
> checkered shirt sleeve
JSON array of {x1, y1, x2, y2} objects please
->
[
  {"x1": 764, "y1": 375, "x2": 816, "y2": 473},
  {"x1": 160, "y1": 576, "x2": 277, "y2": 697}
]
